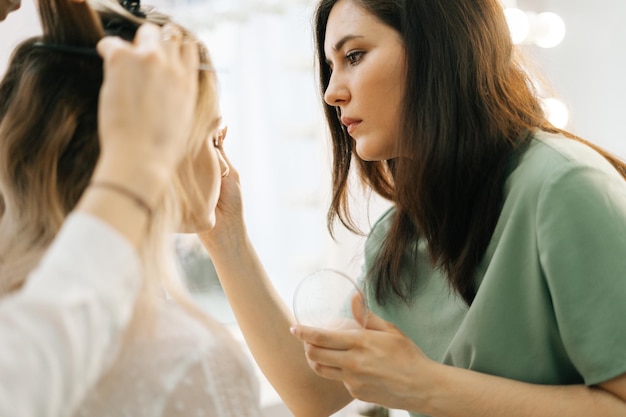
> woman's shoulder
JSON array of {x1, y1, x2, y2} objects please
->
[
  {"x1": 520, "y1": 131, "x2": 620, "y2": 176},
  {"x1": 370, "y1": 206, "x2": 396, "y2": 233},
  {"x1": 364, "y1": 206, "x2": 396, "y2": 252},
  {"x1": 508, "y1": 130, "x2": 624, "y2": 195}
]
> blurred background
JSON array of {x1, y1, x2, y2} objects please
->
[{"x1": 1, "y1": 1, "x2": 625, "y2": 415}]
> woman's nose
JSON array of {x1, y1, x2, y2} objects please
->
[{"x1": 323, "y1": 73, "x2": 350, "y2": 106}]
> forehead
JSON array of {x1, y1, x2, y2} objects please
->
[{"x1": 324, "y1": 0, "x2": 390, "y2": 53}]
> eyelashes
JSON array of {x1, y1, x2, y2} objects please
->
[
  {"x1": 325, "y1": 49, "x2": 366, "y2": 73},
  {"x1": 345, "y1": 50, "x2": 364, "y2": 65}
]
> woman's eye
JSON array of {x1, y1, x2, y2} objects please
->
[{"x1": 346, "y1": 50, "x2": 364, "y2": 65}]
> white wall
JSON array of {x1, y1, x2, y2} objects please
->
[
  {"x1": 0, "y1": 1, "x2": 40, "y2": 71},
  {"x1": 517, "y1": 0, "x2": 626, "y2": 156}
]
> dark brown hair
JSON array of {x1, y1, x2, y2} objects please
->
[{"x1": 314, "y1": 0, "x2": 626, "y2": 305}]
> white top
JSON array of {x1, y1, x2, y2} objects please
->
[
  {"x1": 74, "y1": 298, "x2": 262, "y2": 417},
  {"x1": 0, "y1": 212, "x2": 143, "y2": 417}
]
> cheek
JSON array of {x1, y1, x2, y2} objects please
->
[
  {"x1": 178, "y1": 147, "x2": 221, "y2": 232},
  {"x1": 196, "y1": 146, "x2": 221, "y2": 206},
  {"x1": 377, "y1": 62, "x2": 405, "y2": 156}
]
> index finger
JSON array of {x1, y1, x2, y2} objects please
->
[
  {"x1": 290, "y1": 324, "x2": 361, "y2": 350},
  {"x1": 96, "y1": 35, "x2": 129, "y2": 61},
  {"x1": 132, "y1": 22, "x2": 163, "y2": 51},
  {"x1": 97, "y1": 23, "x2": 163, "y2": 61}
]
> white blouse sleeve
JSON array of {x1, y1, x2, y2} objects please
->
[{"x1": 0, "y1": 212, "x2": 142, "y2": 417}]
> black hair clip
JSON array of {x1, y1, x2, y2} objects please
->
[
  {"x1": 32, "y1": 41, "x2": 100, "y2": 57},
  {"x1": 119, "y1": 0, "x2": 146, "y2": 18},
  {"x1": 32, "y1": 41, "x2": 216, "y2": 72}
]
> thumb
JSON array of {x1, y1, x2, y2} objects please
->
[{"x1": 351, "y1": 292, "x2": 394, "y2": 331}]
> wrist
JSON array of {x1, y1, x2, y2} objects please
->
[
  {"x1": 77, "y1": 184, "x2": 151, "y2": 248},
  {"x1": 198, "y1": 221, "x2": 249, "y2": 256},
  {"x1": 406, "y1": 359, "x2": 448, "y2": 416},
  {"x1": 92, "y1": 149, "x2": 173, "y2": 208}
]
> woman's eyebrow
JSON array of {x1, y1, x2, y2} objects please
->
[
  {"x1": 325, "y1": 34, "x2": 365, "y2": 67},
  {"x1": 332, "y1": 34, "x2": 364, "y2": 51}
]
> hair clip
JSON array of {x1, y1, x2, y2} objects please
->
[
  {"x1": 32, "y1": 41, "x2": 100, "y2": 57},
  {"x1": 31, "y1": 42, "x2": 216, "y2": 72},
  {"x1": 119, "y1": 0, "x2": 146, "y2": 18}
]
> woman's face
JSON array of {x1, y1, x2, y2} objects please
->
[
  {"x1": 180, "y1": 121, "x2": 229, "y2": 233},
  {"x1": 323, "y1": 0, "x2": 406, "y2": 161}
]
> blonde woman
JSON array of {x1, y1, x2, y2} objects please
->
[
  {"x1": 0, "y1": 0, "x2": 261, "y2": 416},
  {"x1": 0, "y1": 19, "x2": 200, "y2": 417}
]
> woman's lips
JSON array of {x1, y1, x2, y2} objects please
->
[
  {"x1": 349, "y1": 121, "x2": 362, "y2": 135},
  {"x1": 341, "y1": 117, "x2": 362, "y2": 135}
]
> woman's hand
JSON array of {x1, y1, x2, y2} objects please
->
[
  {"x1": 197, "y1": 139, "x2": 247, "y2": 251},
  {"x1": 290, "y1": 295, "x2": 434, "y2": 412},
  {"x1": 80, "y1": 22, "x2": 199, "y2": 246},
  {"x1": 293, "y1": 296, "x2": 626, "y2": 417},
  {"x1": 94, "y1": 23, "x2": 199, "y2": 202}
]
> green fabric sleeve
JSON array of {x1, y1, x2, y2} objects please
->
[{"x1": 537, "y1": 162, "x2": 626, "y2": 385}]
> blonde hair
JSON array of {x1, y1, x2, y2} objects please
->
[{"x1": 0, "y1": 0, "x2": 221, "y2": 329}]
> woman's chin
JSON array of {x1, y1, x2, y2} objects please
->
[
  {"x1": 355, "y1": 149, "x2": 383, "y2": 162},
  {"x1": 355, "y1": 141, "x2": 399, "y2": 161}
]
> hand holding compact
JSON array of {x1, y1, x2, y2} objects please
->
[{"x1": 290, "y1": 289, "x2": 435, "y2": 413}]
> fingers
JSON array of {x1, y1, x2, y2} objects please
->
[
  {"x1": 96, "y1": 35, "x2": 129, "y2": 61},
  {"x1": 158, "y1": 24, "x2": 184, "y2": 61},
  {"x1": 304, "y1": 348, "x2": 344, "y2": 381},
  {"x1": 351, "y1": 292, "x2": 369, "y2": 328},
  {"x1": 290, "y1": 325, "x2": 360, "y2": 350},
  {"x1": 216, "y1": 131, "x2": 241, "y2": 183},
  {"x1": 348, "y1": 293, "x2": 396, "y2": 332},
  {"x1": 97, "y1": 23, "x2": 198, "y2": 77},
  {"x1": 132, "y1": 21, "x2": 163, "y2": 53},
  {"x1": 96, "y1": 23, "x2": 162, "y2": 63},
  {"x1": 159, "y1": 24, "x2": 199, "y2": 82},
  {"x1": 94, "y1": 21, "x2": 201, "y2": 196}
]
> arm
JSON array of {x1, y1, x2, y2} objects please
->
[
  {"x1": 0, "y1": 21, "x2": 199, "y2": 417},
  {"x1": 291, "y1": 157, "x2": 626, "y2": 416},
  {"x1": 198, "y1": 158, "x2": 354, "y2": 417},
  {"x1": 292, "y1": 305, "x2": 626, "y2": 417},
  {"x1": 0, "y1": 213, "x2": 142, "y2": 417},
  {"x1": 425, "y1": 365, "x2": 626, "y2": 417}
]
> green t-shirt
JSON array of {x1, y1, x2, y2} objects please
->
[{"x1": 360, "y1": 131, "x2": 626, "y2": 417}]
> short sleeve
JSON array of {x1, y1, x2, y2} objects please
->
[{"x1": 537, "y1": 162, "x2": 626, "y2": 385}]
